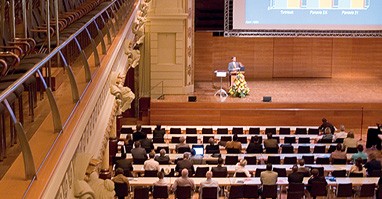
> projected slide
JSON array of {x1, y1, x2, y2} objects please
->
[
  {"x1": 232, "y1": 0, "x2": 382, "y2": 30},
  {"x1": 269, "y1": 0, "x2": 370, "y2": 10}
]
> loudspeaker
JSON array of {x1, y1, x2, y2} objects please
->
[
  {"x1": 188, "y1": 96, "x2": 197, "y2": 102},
  {"x1": 263, "y1": 96, "x2": 272, "y2": 102}
]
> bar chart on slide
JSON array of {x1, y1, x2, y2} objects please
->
[{"x1": 269, "y1": 0, "x2": 370, "y2": 9}]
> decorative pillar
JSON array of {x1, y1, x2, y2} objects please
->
[
  {"x1": 144, "y1": 0, "x2": 194, "y2": 96},
  {"x1": 99, "y1": 140, "x2": 111, "y2": 179}
]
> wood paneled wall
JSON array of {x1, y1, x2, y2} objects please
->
[{"x1": 194, "y1": 32, "x2": 382, "y2": 81}]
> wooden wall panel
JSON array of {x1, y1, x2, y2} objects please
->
[
  {"x1": 273, "y1": 38, "x2": 294, "y2": 77},
  {"x1": 194, "y1": 32, "x2": 382, "y2": 80}
]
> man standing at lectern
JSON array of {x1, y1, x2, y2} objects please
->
[{"x1": 228, "y1": 56, "x2": 245, "y2": 72}]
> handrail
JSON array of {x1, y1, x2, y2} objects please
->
[{"x1": 0, "y1": 0, "x2": 117, "y2": 102}]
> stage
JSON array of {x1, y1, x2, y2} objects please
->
[{"x1": 150, "y1": 78, "x2": 382, "y2": 129}]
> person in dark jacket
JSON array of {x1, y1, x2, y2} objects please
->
[
  {"x1": 246, "y1": 135, "x2": 263, "y2": 153},
  {"x1": 288, "y1": 165, "x2": 304, "y2": 183}
]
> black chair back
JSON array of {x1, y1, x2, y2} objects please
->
[
  {"x1": 349, "y1": 172, "x2": 364, "y2": 177},
  {"x1": 250, "y1": 136, "x2": 263, "y2": 143},
  {"x1": 226, "y1": 148, "x2": 241, "y2": 154},
  {"x1": 308, "y1": 128, "x2": 319, "y2": 135},
  {"x1": 155, "y1": 146, "x2": 169, "y2": 153},
  {"x1": 142, "y1": 127, "x2": 152, "y2": 134},
  {"x1": 298, "y1": 146, "x2": 310, "y2": 153},
  {"x1": 327, "y1": 145, "x2": 336, "y2": 153},
  {"x1": 316, "y1": 157, "x2": 330, "y2": 164},
  {"x1": 298, "y1": 137, "x2": 310, "y2": 143},
  {"x1": 265, "y1": 128, "x2": 276, "y2": 135},
  {"x1": 273, "y1": 167, "x2": 287, "y2": 177},
  {"x1": 279, "y1": 127, "x2": 291, "y2": 135},
  {"x1": 262, "y1": 184, "x2": 278, "y2": 199},
  {"x1": 153, "y1": 185, "x2": 169, "y2": 199},
  {"x1": 170, "y1": 128, "x2": 181, "y2": 134},
  {"x1": 287, "y1": 183, "x2": 305, "y2": 199},
  {"x1": 203, "y1": 136, "x2": 214, "y2": 143},
  {"x1": 332, "y1": 158, "x2": 347, "y2": 165},
  {"x1": 334, "y1": 138, "x2": 344, "y2": 143},
  {"x1": 267, "y1": 156, "x2": 281, "y2": 164},
  {"x1": 114, "y1": 182, "x2": 129, "y2": 198},
  {"x1": 237, "y1": 136, "x2": 247, "y2": 144},
  {"x1": 201, "y1": 187, "x2": 218, "y2": 199},
  {"x1": 243, "y1": 185, "x2": 259, "y2": 198},
  {"x1": 225, "y1": 156, "x2": 239, "y2": 165},
  {"x1": 284, "y1": 136, "x2": 296, "y2": 144},
  {"x1": 249, "y1": 127, "x2": 260, "y2": 134},
  {"x1": 171, "y1": 137, "x2": 180, "y2": 143},
  {"x1": 133, "y1": 158, "x2": 146, "y2": 164},
  {"x1": 195, "y1": 167, "x2": 209, "y2": 177},
  {"x1": 134, "y1": 186, "x2": 149, "y2": 199},
  {"x1": 310, "y1": 182, "x2": 327, "y2": 197},
  {"x1": 281, "y1": 145, "x2": 294, "y2": 153},
  {"x1": 212, "y1": 169, "x2": 227, "y2": 177},
  {"x1": 202, "y1": 128, "x2": 213, "y2": 134},
  {"x1": 144, "y1": 170, "x2": 158, "y2": 177},
  {"x1": 360, "y1": 183, "x2": 376, "y2": 197},
  {"x1": 302, "y1": 155, "x2": 314, "y2": 164},
  {"x1": 244, "y1": 156, "x2": 257, "y2": 165},
  {"x1": 185, "y1": 128, "x2": 197, "y2": 134},
  {"x1": 313, "y1": 145, "x2": 326, "y2": 153},
  {"x1": 121, "y1": 127, "x2": 133, "y2": 134},
  {"x1": 153, "y1": 137, "x2": 165, "y2": 143},
  {"x1": 284, "y1": 156, "x2": 297, "y2": 165},
  {"x1": 186, "y1": 136, "x2": 197, "y2": 143},
  {"x1": 331, "y1": 169, "x2": 347, "y2": 177},
  {"x1": 266, "y1": 148, "x2": 279, "y2": 154},
  {"x1": 220, "y1": 136, "x2": 232, "y2": 142},
  {"x1": 295, "y1": 128, "x2": 307, "y2": 135},
  {"x1": 232, "y1": 127, "x2": 243, "y2": 134},
  {"x1": 255, "y1": 168, "x2": 266, "y2": 177},
  {"x1": 228, "y1": 185, "x2": 244, "y2": 199},
  {"x1": 336, "y1": 183, "x2": 354, "y2": 197},
  {"x1": 310, "y1": 167, "x2": 324, "y2": 176},
  {"x1": 175, "y1": 186, "x2": 192, "y2": 199},
  {"x1": 235, "y1": 172, "x2": 248, "y2": 177},
  {"x1": 217, "y1": 128, "x2": 228, "y2": 134},
  {"x1": 177, "y1": 147, "x2": 191, "y2": 153},
  {"x1": 346, "y1": 147, "x2": 358, "y2": 153}
]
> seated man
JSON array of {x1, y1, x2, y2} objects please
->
[
  {"x1": 200, "y1": 171, "x2": 220, "y2": 198},
  {"x1": 264, "y1": 133, "x2": 279, "y2": 152},
  {"x1": 153, "y1": 124, "x2": 166, "y2": 138},
  {"x1": 155, "y1": 149, "x2": 171, "y2": 164},
  {"x1": 153, "y1": 171, "x2": 170, "y2": 189},
  {"x1": 175, "y1": 136, "x2": 191, "y2": 153},
  {"x1": 288, "y1": 165, "x2": 304, "y2": 183},
  {"x1": 172, "y1": 169, "x2": 195, "y2": 194},
  {"x1": 225, "y1": 134, "x2": 242, "y2": 153},
  {"x1": 330, "y1": 143, "x2": 347, "y2": 162},
  {"x1": 211, "y1": 157, "x2": 228, "y2": 177},
  {"x1": 140, "y1": 133, "x2": 154, "y2": 153},
  {"x1": 144, "y1": 152, "x2": 160, "y2": 171},
  {"x1": 246, "y1": 135, "x2": 263, "y2": 153},
  {"x1": 131, "y1": 141, "x2": 148, "y2": 163},
  {"x1": 259, "y1": 163, "x2": 278, "y2": 199},
  {"x1": 205, "y1": 138, "x2": 220, "y2": 154},
  {"x1": 175, "y1": 152, "x2": 195, "y2": 176}
]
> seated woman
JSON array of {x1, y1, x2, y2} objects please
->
[
  {"x1": 234, "y1": 159, "x2": 251, "y2": 177},
  {"x1": 349, "y1": 157, "x2": 367, "y2": 177},
  {"x1": 317, "y1": 127, "x2": 333, "y2": 143}
]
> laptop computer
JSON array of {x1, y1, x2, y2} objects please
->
[{"x1": 192, "y1": 145, "x2": 204, "y2": 156}]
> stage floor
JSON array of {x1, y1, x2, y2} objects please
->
[{"x1": 159, "y1": 78, "x2": 382, "y2": 104}]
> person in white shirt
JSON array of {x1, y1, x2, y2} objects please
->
[
  {"x1": 153, "y1": 171, "x2": 170, "y2": 192},
  {"x1": 144, "y1": 151, "x2": 160, "y2": 171},
  {"x1": 200, "y1": 171, "x2": 220, "y2": 198},
  {"x1": 333, "y1": 125, "x2": 348, "y2": 142},
  {"x1": 234, "y1": 159, "x2": 251, "y2": 177}
]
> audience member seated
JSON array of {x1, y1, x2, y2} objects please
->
[
  {"x1": 225, "y1": 134, "x2": 242, "y2": 153},
  {"x1": 121, "y1": 135, "x2": 133, "y2": 154},
  {"x1": 318, "y1": 118, "x2": 335, "y2": 134},
  {"x1": 206, "y1": 138, "x2": 220, "y2": 154},
  {"x1": 246, "y1": 135, "x2": 263, "y2": 154},
  {"x1": 307, "y1": 169, "x2": 327, "y2": 195},
  {"x1": 343, "y1": 131, "x2": 358, "y2": 149},
  {"x1": 288, "y1": 165, "x2": 304, "y2": 183},
  {"x1": 133, "y1": 124, "x2": 146, "y2": 142},
  {"x1": 317, "y1": 127, "x2": 333, "y2": 143},
  {"x1": 211, "y1": 157, "x2": 228, "y2": 177},
  {"x1": 155, "y1": 149, "x2": 171, "y2": 164},
  {"x1": 351, "y1": 145, "x2": 367, "y2": 162},
  {"x1": 234, "y1": 159, "x2": 251, "y2": 177},
  {"x1": 330, "y1": 143, "x2": 347, "y2": 162},
  {"x1": 131, "y1": 141, "x2": 148, "y2": 163},
  {"x1": 115, "y1": 154, "x2": 133, "y2": 177},
  {"x1": 364, "y1": 152, "x2": 382, "y2": 176},
  {"x1": 175, "y1": 136, "x2": 191, "y2": 153},
  {"x1": 350, "y1": 157, "x2": 367, "y2": 177},
  {"x1": 200, "y1": 171, "x2": 220, "y2": 199},
  {"x1": 259, "y1": 163, "x2": 278, "y2": 199},
  {"x1": 144, "y1": 152, "x2": 160, "y2": 171},
  {"x1": 190, "y1": 149, "x2": 204, "y2": 165},
  {"x1": 333, "y1": 125, "x2": 348, "y2": 142},
  {"x1": 140, "y1": 133, "x2": 154, "y2": 153},
  {"x1": 112, "y1": 168, "x2": 129, "y2": 199},
  {"x1": 172, "y1": 169, "x2": 195, "y2": 193},
  {"x1": 154, "y1": 171, "x2": 170, "y2": 189},
  {"x1": 175, "y1": 152, "x2": 195, "y2": 176},
  {"x1": 153, "y1": 124, "x2": 166, "y2": 138},
  {"x1": 297, "y1": 159, "x2": 310, "y2": 176},
  {"x1": 264, "y1": 133, "x2": 279, "y2": 152}
]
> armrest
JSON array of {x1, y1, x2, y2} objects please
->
[
  {"x1": 0, "y1": 45, "x2": 24, "y2": 57},
  {"x1": 8, "y1": 41, "x2": 30, "y2": 55},
  {"x1": 0, "y1": 58, "x2": 8, "y2": 76},
  {"x1": 0, "y1": 51, "x2": 20, "y2": 68},
  {"x1": 13, "y1": 38, "x2": 37, "y2": 50}
]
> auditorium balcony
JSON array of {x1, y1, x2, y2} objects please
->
[{"x1": 0, "y1": 0, "x2": 142, "y2": 197}]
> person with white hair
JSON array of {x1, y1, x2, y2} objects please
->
[
  {"x1": 172, "y1": 169, "x2": 195, "y2": 193},
  {"x1": 333, "y1": 124, "x2": 348, "y2": 142},
  {"x1": 200, "y1": 171, "x2": 220, "y2": 198},
  {"x1": 234, "y1": 159, "x2": 251, "y2": 177},
  {"x1": 155, "y1": 149, "x2": 171, "y2": 164}
]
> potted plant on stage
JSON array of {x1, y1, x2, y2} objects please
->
[{"x1": 228, "y1": 72, "x2": 250, "y2": 98}]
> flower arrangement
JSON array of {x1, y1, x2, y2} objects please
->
[{"x1": 228, "y1": 72, "x2": 250, "y2": 98}]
